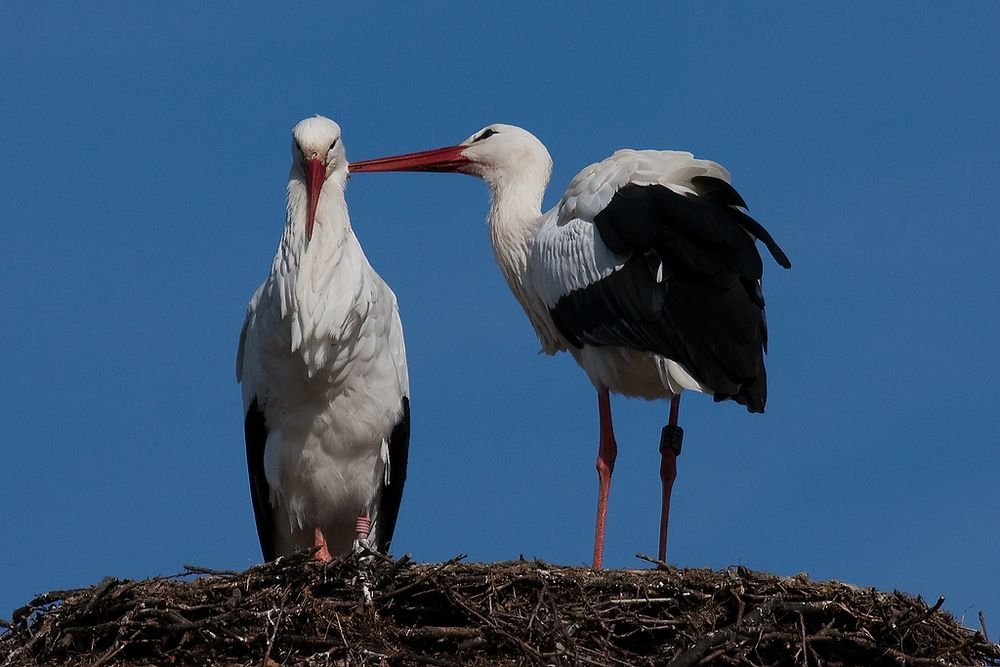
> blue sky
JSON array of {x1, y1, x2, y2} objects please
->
[{"x1": 2, "y1": 3, "x2": 998, "y2": 629}]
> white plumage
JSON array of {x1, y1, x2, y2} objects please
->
[
  {"x1": 350, "y1": 123, "x2": 788, "y2": 568},
  {"x1": 237, "y1": 116, "x2": 410, "y2": 561}
]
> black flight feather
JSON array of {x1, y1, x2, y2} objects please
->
[
  {"x1": 691, "y1": 176, "x2": 791, "y2": 269},
  {"x1": 244, "y1": 397, "x2": 277, "y2": 561},
  {"x1": 374, "y1": 396, "x2": 410, "y2": 554}
]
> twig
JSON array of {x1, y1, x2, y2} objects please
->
[
  {"x1": 798, "y1": 612, "x2": 809, "y2": 667},
  {"x1": 911, "y1": 595, "x2": 945, "y2": 622},
  {"x1": 83, "y1": 576, "x2": 123, "y2": 617},
  {"x1": 405, "y1": 626, "x2": 481, "y2": 640},
  {"x1": 182, "y1": 563, "x2": 241, "y2": 577},
  {"x1": 379, "y1": 554, "x2": 466, "y2": 599},
  {"x1": 334, "y1": 611, "x2": 351, "y2": 660},
  {"x1": 376, "y1": 553, "x2": 414, "y2": 587},
  {"x1": 260, "y1": 590, "x2": 289, "y2": 667},
  {"x1": 667, "y1": 595, "x2": 783, "y2": 667},
  {"x1": 90, "y1": 629, "x2": 140, "y2": 667},
  {"x1": 526, "y1": 582, "x2": 547, "y2": 630},
  {"x1": 396, "y1": 651, "x2": 461, "y2": 666},
  {"x1": 635, "y1": 553, "x2": 671, "y2": 569}
]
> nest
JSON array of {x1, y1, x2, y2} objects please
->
[{"x1": 2, "y1": 551, "x2": 997, "y2": 666}]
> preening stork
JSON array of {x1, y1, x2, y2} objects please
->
[
  {"x1": 237, "y1": 116, "x2": 410, "y2": 562},
  {"x1": 350, "y1": 124, "x2": 789, "y2": 568}
]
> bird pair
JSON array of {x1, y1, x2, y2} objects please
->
[{"x1": 237, "y1": 116, "x2": 790, "y2": 569}]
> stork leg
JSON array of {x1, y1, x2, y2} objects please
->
[
  {"x1": 352, "y1": 514, "x2": 373, "y2": 553},
  {"x1": 355, "y1": 514, "x2": 371, "y2": 543},
  {"x1": 313, "y1": 527, "x2": 333, "y2": 562},
  {"x1": 593, "y1": 387, "x2": 617, "y2": 570},
  {"x1": 657, "y1": 395, "x2": 684, "y2": 565}
]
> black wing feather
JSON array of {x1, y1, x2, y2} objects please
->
[
  {"x1": 552, "y1": 181, "x2": 790, "y2": 413},
  {"x1": 244, "y1": 397, "x2": 278, "y2": 561},
  {"x1": 692, "y1": 176, "x2": 791, "y2": 269},
  {"x1": 374, "y1": 396, "x2": 410, "y2": 553}
]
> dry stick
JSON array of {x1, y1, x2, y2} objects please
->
[
  {"x1": 15, "y1": 589, "x2": 80, "y2": 619},
  {"x1": 798, "y1": 612, "x2": 809, "y2": 667},
  {"x1": 397, "y1": 651, "x2": 461, "y2": 666},
  {"x1": 353, "y1": 544, "x2": 394, "y2": 565},
  {"x1": 577, "y1": 579, "x2": 617, "y2": 641},
  {"x1": 90, "y1": 629, "x2": 141, "y2": 667},
  {"x1": 732, "y1": 589, "x2": 747, "y2": 627},
  {"x1": 260, "y1": 590, "x2": 290, "y2": 667},
  {"x1": 635, "y1": 553, "x2": 671, "y2": 569},
  {"x1": 667, "y1": 595, "x2": 784, "y2": 667},
  {"x1": 980, "y1": 610, "x2": 991, "y2": 642},
  {"x1": 445, "y1": 586, "x2": 547, "y2": 665},
  {"x1": 334, "y1": 612, "x2": 351, "y2": 661},
  {"x1": 574, "y1": 643, "x2": 637, "y2": 667},
  {"x1": 379, "y1": 554, "x2": 466, "y2": 599},
  {"x1": 805, "y1": 630, "x2": 961, "y2": 667},
  {"x1": 526, "y1": 582, "x2": 548, "y2": 630},
  {"x1": 697, "y1": 647, "x2": 728, "y2": 664},
  {"x1": 405, "y1": 626, "x2": 481, "y2": 640},
  {"x1": 182, "y1": 563, "x2": 241, "y2": 577},
  {"x1": 901, "y1": 595, "x2": 945, "y2": 628},
  {"x1": 375, "y1": 553, "x2": 414, "y2": 587}
]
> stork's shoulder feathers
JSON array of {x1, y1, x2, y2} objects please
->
[
  {"x1": 530, "y1": 151, "x2": 729, "y2": 309},
  {"x1": 556, "y1": 150, "x2": 732, "y2": 226}
]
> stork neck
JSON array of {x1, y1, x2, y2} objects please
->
[
  {"x1": 279, "y1": 171, "x2": 351, "y2": 266},
  {"x1": 485, "y1": 168, "x2": 548, "y2": 287}
]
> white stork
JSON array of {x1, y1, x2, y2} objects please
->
[
  {"x1": 349, "y1": 124, "x2": 789, "y2": 568},
  {"x1": 237, "y1": 116, "x2": 410, "y2": 562}
]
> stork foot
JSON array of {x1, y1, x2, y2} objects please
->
[
  {"x1": 353, "y1": 514, "x2": 373, "y2": 556},
  {"x1": 353, "y1": 514, "x2": 376, "y2": 607},
  {"x1": 313, "y1": 527, "x2": 333, "y2": 562}
]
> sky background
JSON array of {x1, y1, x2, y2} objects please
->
[{"x1": 2, "y1": 3, "x2": 998, "y2": 631}]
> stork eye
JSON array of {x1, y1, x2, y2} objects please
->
[
  {"x1": 473, "y1": 128, "x2": 498, "y2": 142},
  {"x1": 329, "y1": 138, "x2": 338, "y2": 150}
]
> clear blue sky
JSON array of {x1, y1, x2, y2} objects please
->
[{"x1": 3, "y1": 3, "x2": 998, "y2": 629}]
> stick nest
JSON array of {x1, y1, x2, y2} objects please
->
[{"x1": 2, "y1": 551, "x2": 997, "y2": 666}]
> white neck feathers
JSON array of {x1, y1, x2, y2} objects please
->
[
  {"x1": 485, "y1": 164, "x2": 549, "y2": 293},
  {"x1": 271, "y1": 170, "x2": 368, "y2": 373}
]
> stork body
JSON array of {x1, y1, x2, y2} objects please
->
[
  {"x1": 350, "y1": 124, "x2": 789, "y2": 568},
  {"x1": 237, "y1": 116, "x2": 410, "y2": 561}
]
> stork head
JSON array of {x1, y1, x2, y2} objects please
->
[
  {"x1": 349, "y1": 124, "x2": 552, "y2": 192},
  {"x1": 291, "y1": 116, "x2": 347, "y2": 241}
]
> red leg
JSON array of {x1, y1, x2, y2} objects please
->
[
  {"x1": 355, "y1": 514, "x2": 371, "y2": 542},
  {"x1": 593, "y1": 387, "x2": 617, "y2": 570},
  {"x1": 313, "y1": 527, "x2": 333, "y2": 562},
  {"x1": 658, "y1": 395, "x2": 683, "y2": 565}
]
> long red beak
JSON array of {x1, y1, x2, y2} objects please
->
[
  {"x1": 304, "y1": 158, "x2": 326, "y2": 241},
  {"x1": 348, "y1": 145, "x2": 470, "y2": 174}
]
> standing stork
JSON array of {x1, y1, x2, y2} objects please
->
[
  {"x1": 237, "y1": 116, "x2": 410, "y2": 562},
  {"x1": 350, "y1": 124, "x2": 789, "y2": 568}
]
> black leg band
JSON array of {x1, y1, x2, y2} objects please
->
[{"x1": 660, "y1": 424, "x2": 683, "y2": 456}]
